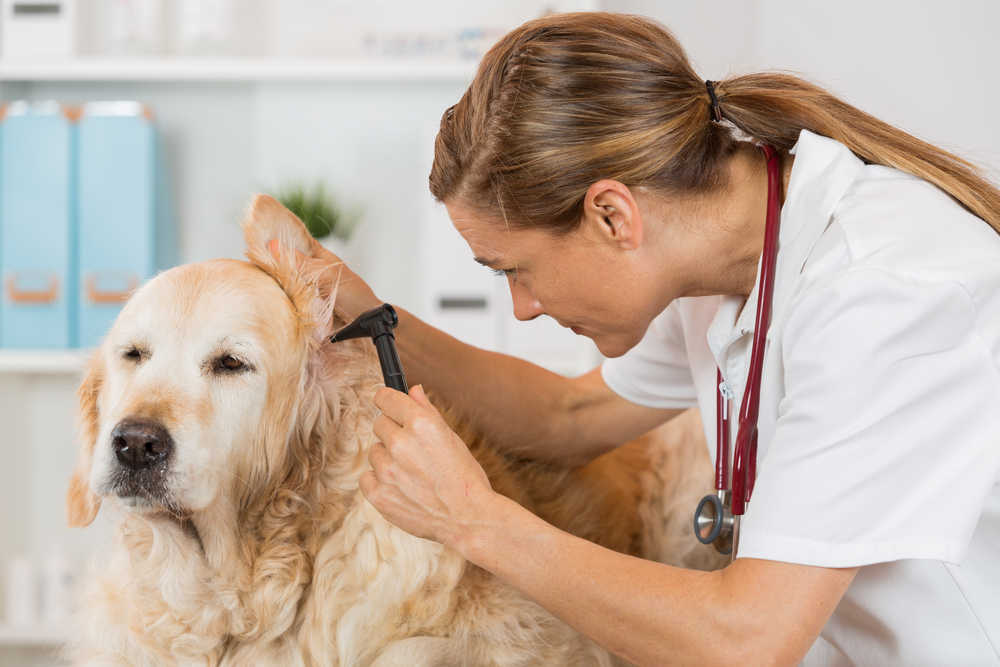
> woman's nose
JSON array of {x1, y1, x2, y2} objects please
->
[{"x1": 508, "y1": 275, "x2": 544, "y2": 321}]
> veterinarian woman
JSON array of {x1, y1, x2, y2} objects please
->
[{"x1": 290, "y1": 13, "x2": 1000, "y2": 665}]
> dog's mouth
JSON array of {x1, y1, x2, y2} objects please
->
[
  {"x1": 109, "y1": 468, "x2": 188, "y2": 519},
  {"x1": 107, "y1": 467, "x2": 204, "y2": 552}
]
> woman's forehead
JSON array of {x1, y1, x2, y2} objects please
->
[
  {"x1": 444, "y1": 198, "x2": 501, "y2": 233},
  {"x1": 445, "y1": 198, "x2": 557, "y2": 262}
]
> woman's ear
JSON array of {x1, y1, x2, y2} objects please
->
[
  {"x1": 67, "y1": 352, "x2": 104, "y2": 527},
  {"x1": 582, "y1": 179, "x2": 644, "y2": 249}
]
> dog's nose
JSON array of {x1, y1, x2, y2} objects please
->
[{"x1": 111, "y1": 419, "x2": 173, "y2": 470}]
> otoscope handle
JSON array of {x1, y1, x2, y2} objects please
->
[{"x1": 372, "y1": 332, "x2": 408, "y2": 393}]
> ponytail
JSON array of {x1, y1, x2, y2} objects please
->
[{"x1": 713, "y1": 73, "x2": 1000, "y2": 232}]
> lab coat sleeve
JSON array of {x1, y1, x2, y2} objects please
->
[
  {"x1": 737, "y1": 267, "x2": 1000, "y2": 567},
  {"x1": 600, "y1": 299, "x2": 698, "y2": 409}
]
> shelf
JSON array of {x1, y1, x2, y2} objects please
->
[
  {"x1": 0, "y1": 57, "x2": 479, "y2": 82},
  {"x1": 0, "y1": 624, "x2": 68, "y2": 646},
  {"x1": 0, "y1": 350, "x2": 89, "y2": 375}
]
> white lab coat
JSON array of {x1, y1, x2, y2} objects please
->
[{"x1": 602, "y1": 129, "x2": 1000, "y2": 664}]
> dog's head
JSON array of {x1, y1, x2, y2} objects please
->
[{"x1": 67, "y1": 194, "x2": 366, "y2": 527}]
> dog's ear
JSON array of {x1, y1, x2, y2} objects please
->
[
  {"x1": 241, "y1": 194, "x2": 338, "y2": 324},
  {"x1": 242, "y1": 193, "x2": 320, "y2": 262},
  {"x1": 67, "y1": 352, "x2": 104, "y2": 527}
]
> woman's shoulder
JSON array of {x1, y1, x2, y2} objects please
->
[{"x1": 817, "y1": 163, "x2": 1000, "y2": 291}]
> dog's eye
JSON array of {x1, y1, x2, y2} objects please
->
[
  {"x1": 123, "y1": 347, "x2": 144, "y2": 362},
  {"x1": 213, "y1": 354, "x2": 248, "y2": 374}
]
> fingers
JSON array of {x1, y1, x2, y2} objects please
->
[
  {"x1": 359, "y1": 469, "x2": 378, "y2": 500},
  {"x1": 373, "y1": 413, "x2": 404, "y2": 446},
  {"x1": 374, "y1": 386, "x2": 424, "y2": 424},
  {"x1": 374, "y1": 384, "x2": 439, "y2": 420},
  {"x1": 409, "y1": 384, "x2": 436, "y2": 412},
  {"x1": 368, "y1": 441, "x2": 392, "y2": 483},
  {"x1": 361, "y1": 444, "x2": 391, "y2": 504}
]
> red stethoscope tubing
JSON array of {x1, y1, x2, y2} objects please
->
[{"x1": 716, "y1": 143, "x2": 784, "y2": 517}]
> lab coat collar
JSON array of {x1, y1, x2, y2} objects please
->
[
  {"x1": 767, "y1": 129, "x2": 867, "y2": 336},
  {"x1": 706, "y1": 129, "x2": 867, "y2": 367}
]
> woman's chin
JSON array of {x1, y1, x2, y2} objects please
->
[
  {"x1": 585, "y1": 328, "x2": 647, "y2": 359},
  {"x1": 587, "y1": 334, "x2": 625, "y2": 358}
]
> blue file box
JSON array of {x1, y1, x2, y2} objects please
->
[
  {"x1": 76, "y1": 102, "x2": 171, "y2": 349},
  {"x1": 0, "y1": 101, "x2": 75, "y2": 349}
]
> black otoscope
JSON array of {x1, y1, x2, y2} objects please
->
[{"x1": 329, "y1": 304, "x2": 408, "y2": 393}]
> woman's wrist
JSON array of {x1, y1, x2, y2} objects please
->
[{"x1": 451, "y1": 489, "x2": 532, "y2": 566}]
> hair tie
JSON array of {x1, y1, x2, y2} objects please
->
[{"x1": 705, "y1": 80, "x2": 723, "y2": 123}]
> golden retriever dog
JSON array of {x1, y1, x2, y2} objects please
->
[{"x1": 65, "y1": 195, "x2": 724, "y2": 666}]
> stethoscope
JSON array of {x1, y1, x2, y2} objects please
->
[{"x1": 692, "y1": 143, "x2": 784, "y2": 561}]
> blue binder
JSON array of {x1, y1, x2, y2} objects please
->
[
  {"x1": 76, "y1": 102, "x2": 164, "y2": 349},
  {"x1": 0, "y1": 101, "x2": 75, "y2": 349}
]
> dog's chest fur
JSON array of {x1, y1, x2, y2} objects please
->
[
  {"x1": 75, "y1": 482, "x2": 610, "y2": 667},
  {"x1": 80, "y1": 503, "x2": 448, "y2": 656}
]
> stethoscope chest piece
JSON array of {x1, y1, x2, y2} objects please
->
[{"x1": 693, "y1": 489, "x2": 735, "y2": 555}]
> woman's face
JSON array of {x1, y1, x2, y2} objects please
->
[
  {"x1": 445, "y1": 190, "x2": 699, "y2": 358},
  {"x1": 444, "y1": 148, "x2": 780, "y2": 359}
]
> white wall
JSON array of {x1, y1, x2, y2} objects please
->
[
  {"x1": 604, "y1": 1, "x2": 760, "y2": 77},
  {"x1": 607, "y1": 0, "x2": 1000, "y2": 181},
  {"x1": 10, "y1": 2, "x2": 997, "y2": 311}
]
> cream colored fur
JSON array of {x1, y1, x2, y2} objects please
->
[{"x1": 64, "y1": 194, "x2": 724, "y2": 666}]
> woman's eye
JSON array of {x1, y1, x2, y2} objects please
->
[
  {"x1": 214, "y1": 355, "x2": 247, "y2": 373},
  {"x1": 491, "y1": 267, "x2": 517, "y2": 279}
]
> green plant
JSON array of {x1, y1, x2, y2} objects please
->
[{"x1": 276, "y1": 182, "x2": 360, "y2": 241}]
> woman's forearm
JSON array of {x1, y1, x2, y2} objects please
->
[
  {"x1": 392, "y1": 306, "x2": 583, "y2": 460},
  {"x1": 458, "y1": 491, "x2": 736, "y2": 666}
]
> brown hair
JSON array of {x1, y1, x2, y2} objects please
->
[{"x1": 429, "y1": 12, "x2": 1000, "y2": 235}]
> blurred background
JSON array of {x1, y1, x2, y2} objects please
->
[{"x1": 0, "y1": 1, "x2": 997, "y2": 664}]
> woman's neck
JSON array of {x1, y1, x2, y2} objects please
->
[{"x1": 715, "y1": 145, "x2": 793, "y2": 298}]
